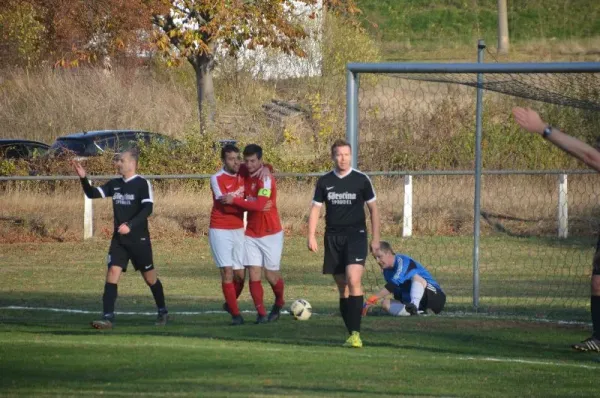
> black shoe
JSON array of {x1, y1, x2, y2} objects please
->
[
  {"x1": 155, "y1": 310, "x2": 169, "y2": 326},
  {"x1": 572, "y1": 336, "x2": 600, "y2": 352},
  {"x1": 91, "y1": 314, "x2": 114, "y2": 329},
  {"x1": 405, "y1": 303, "x2": 419, "y2": 316},
  {"x1": 268, "y1": 305, "x2": 282, "y2": 322},
  {"x1": 255, "y1": 314, "x2": 268, "y2": 324},
  {"x1": 231, "y1": 315, "x2": 244, "y2": 326},
  {"x1": 223, "y1": 303, "x2": 231, "y2": 314}
]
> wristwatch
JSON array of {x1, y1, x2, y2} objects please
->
[{"x1": 542, "y1": 125, "x2": 553, "y2": 139}]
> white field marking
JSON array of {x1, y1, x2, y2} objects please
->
[
  {"x1": 0, "y1": 306, "x2": 290, "y2": 316},
  {"x1": 455, "y1": 356, "x2": 599, "y2": 370},
  {"x1": 0, "y1": 306, "x2": 590, "y2": 326},
  {"x1": 2, "y1": 338, "x2": 598, "y2": 370}
]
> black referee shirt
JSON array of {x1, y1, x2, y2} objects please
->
[
  {"x1": 312, "y1": 168, "x2": 376, "y2": 234},
  {"x1": 81, "y1": 175, "x2": 154, "y2": 241}
]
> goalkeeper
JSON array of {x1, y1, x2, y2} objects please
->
[{"x1": 363, "y1": 241, "x2": 445, "y2": 316}]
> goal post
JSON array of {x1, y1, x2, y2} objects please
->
[{"x1": 346, "y1": 49, "x2": 600, "y2": 314}]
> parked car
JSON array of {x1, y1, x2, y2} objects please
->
[
  {"x1": 48, "y1": 130, "x2": 180, "y2": 158},
  {"x1": 0, "y1": 139, "x2": 49, "y2": 159}
]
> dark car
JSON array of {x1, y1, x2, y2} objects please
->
[
  {"x1": 0, "y1": 139, "x2": 49, "y2": 159},
  {"x1": 49, "y1": 130, "x2": 180, "y2": 157}
]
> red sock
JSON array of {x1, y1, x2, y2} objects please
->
[
  {"x1": 234, "y1": 279, "x2": 244, "y2": 298},
  {"x1": 222, "y1": 282, "x2": 240, "y2": 316},
  {"x1": 271, "y1": 278, "x2": 285, "y2": 308},
  {"x1": 249, "y1": 281, "x2": 266, "y2": 316}
]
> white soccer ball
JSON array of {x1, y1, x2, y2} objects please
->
[{"x1": 290, "y1": 299, "x2": 312, "y2": 321}]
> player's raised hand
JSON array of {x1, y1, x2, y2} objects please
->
[
  {"x1": 307, "y1": 235, "x2": 318, "y2": 252},
  {"x1": 512, "y1": 107, "x2": 546, "y2": 135},
  {"x1": 71, "y1": 159, "x2": 86, "y2": 178}
]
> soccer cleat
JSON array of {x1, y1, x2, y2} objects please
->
[
  {"x1": 405, "y1": 303, "x2": 419, "y2": 316},
  {"x1": 91, "y1": 318, "x2": 113, "y2": 330},
  {"x1": 223, "y1": 303, "x2": 232, "y2": 315},
  {"x1": 572, "y1": 336, "x2": 600, "y2": 352},
  {"x1": 155, "y1": 310, "x2": 169, "y2": 326},
  {"x1": 231, "y1": 315, "x2": 245, "y2": 326},
  {"x1": 267, "y1": 305, "x2": 282, "y2": 322},
  {"x1": 343, "y1": 331, "x2": 363, "y2": 348},
  {"x1": 255, "y1": 314, "x2": 268, "y2": 324}
]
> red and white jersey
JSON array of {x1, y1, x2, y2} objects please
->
[
  {"x1": 233, "y1": 173, "x2": 282, "y2": 238},
  {"x1": 209, "y1": 169, "x2": 245, "y2": 229}
]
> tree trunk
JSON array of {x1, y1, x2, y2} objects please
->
[{"x1": 189, "y1": 53, "x2": 216, "y2": 134}]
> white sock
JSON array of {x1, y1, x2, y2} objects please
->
[{"x1": 410, "y1": 282, "x2": 425, "y2": 308}]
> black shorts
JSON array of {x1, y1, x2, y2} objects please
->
[
  {"x1": 593, "y1": 236, "x2": 600, "y2": 275},
  {"x1": 394, "y1": 283, "x2": 446, "y2": 314},
  {"x1": 108, "y1": 236, "x2": 154, "y2": 273},
  {"x1": 323, "y1": 230, "x2": 368, "y2": 275}
]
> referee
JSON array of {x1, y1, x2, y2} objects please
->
[
  {"x1": 307, "y1": 139, "x2": 380, "y2": 348},
  {"x1": 72, "y1": 150, "x2": 168, "y2": 329}
]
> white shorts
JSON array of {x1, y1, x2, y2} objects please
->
[
  {"x1": 209, "y1": 228, "x2": 245, "y2": 270},
  {"x1": 244, "y1": 231, "x2": 284, "y2": 271}
]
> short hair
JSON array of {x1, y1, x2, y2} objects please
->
[
  {"x1": 221, "y1": 144, "x2": 239, "y2": 160},
  {"x1": 243, "y1": 144, "x2": 263, "y2": 160},
  {"x1": 379, "y1": 241, "x2": 395, "y2": 255},
  {"x1": 331, "y1": 139, "x2": 351, "y2": 156},
  {"x1": 122, "y1": 148, "x2": 139, "y2": 163}
]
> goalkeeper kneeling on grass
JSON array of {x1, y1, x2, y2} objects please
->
[{"x1": 363, "y1": 241, "x2": 446, "y2": 317}]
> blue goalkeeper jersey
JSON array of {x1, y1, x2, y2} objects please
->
[{"x1": 383, "y1": 254, "x2": 442, "y2": 303}]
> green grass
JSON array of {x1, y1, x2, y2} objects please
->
[
  {"x1": 356, "y1": 0, "x2": 600, "y2": 60},
  {"x1": 1, "y1": 236, "x2": 599, "y2": 396},
  {"x1": 357, "y1": 0, "x2": 600, "y2": 44}
]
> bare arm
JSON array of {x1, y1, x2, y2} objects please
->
[
  {"x1": 367, "y1": 200, "x2": 381, "y2": 253},
  {"x1": 307, "y1": 204, "x2": 321, "y2": 252},
  {"x1": 512, "y1": 107, "x2": 600, "y2": 172}
]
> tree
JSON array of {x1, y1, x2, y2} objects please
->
[
  {"x1": 2, "y1": 0, "x2": 166, "y2": 68},
  {"x1": 152, "y1": 0, "x2": 359, "y2": 134}
]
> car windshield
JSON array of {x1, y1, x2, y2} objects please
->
[{"x1": 50, "y1": 139, "x2": 90, "y2": 155}]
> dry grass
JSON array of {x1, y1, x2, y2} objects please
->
[{"x1": 2, "y1": 174, "x2": 599, "y2": 243}]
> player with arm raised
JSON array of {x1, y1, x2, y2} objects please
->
[
  {"x1": 209, "y1": 145, "x2": 247, "y2": 325},
  {"x1": 363, "y1": 241, "x2": 446, "y2": 317},
  {"x1": 72, "y1": 149, "x2": 167, "y2": 329},
  {"x1": 307, "y1": 139, "x2": 380, "y2": 348},
  {"x1": 221, "y1": 144, "x2": 285, "y2": 324},
  {"x1": 513, "y1": 107, "x2": 600, "y2": 352}
]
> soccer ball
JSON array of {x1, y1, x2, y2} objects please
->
[{"x1": 290, "y1": 299, "x2": 312, "y2": 321}]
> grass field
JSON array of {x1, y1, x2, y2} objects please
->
[{"x1": 1, "y1": 237, "x2": 599, "y2": 396}]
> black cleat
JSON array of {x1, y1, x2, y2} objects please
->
[
  {"x1": 223, "y1": 303, "x2": 232, "y2": 314},
  {"x1": 91, "y1": 315, "x2": 114, "y2": 329},
  {"x1": 405, "y1": 303, "x2": 419, "y2": 316},
  {"x1": 231, "y1": 315, "x2": 244, "y2": 326},
  {"x1": 155, "y1": 310, "x2": 169, "y2": 326},
  {"x1": 572, "y1": 336, "x2": 600, "y2": 352},
  {"x1": 255, "y1": 314, "x2": 268, "y2": 324},
  {"x1": 268, "y1": 305, "x2": 282, "y2": 322}
]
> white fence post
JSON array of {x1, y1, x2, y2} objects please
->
[
  {"x1": 558, "y1": 174, "x2": 568, "y2": 239},
  {"x1": 403, "y1": 175, "x2": 413, "y2": 238},
  {"x1": 84, "y1": 194, "x2": 93, "y2": 240}
]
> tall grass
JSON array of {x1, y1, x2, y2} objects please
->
[{"x1": 2, "y1": 174, "x2": 599, "y2": 242}]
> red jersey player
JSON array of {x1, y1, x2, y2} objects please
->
[
  {"x1": 209, "y1": 145, "x2": 246, "y2": 325},
  {"x1": 221, "y1": 144, "x2": 285, "y2": 324}
]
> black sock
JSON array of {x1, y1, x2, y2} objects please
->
[
  {"x1": 150, "y1": 279, "x2": 166, "y2": 311},
  {"x1": 339, "y1": 297, "x2": 350, "y2": 333},
  {"x1": 347, "y1": 295, "x2": 364, "y2": 333},
  {"x1": 103, "y1": 282, "x2": 118, "y2": 317},
  {"x1": 592, "y1": 295, "x2": 600, "y2": 339}
]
